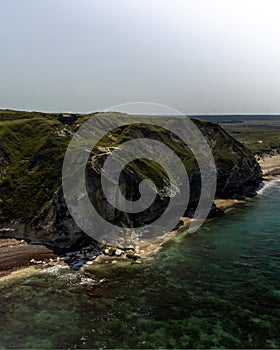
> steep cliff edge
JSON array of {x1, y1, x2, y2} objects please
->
[{"x1": 0, "y1": 110, "x2": 262, "y2": 247}]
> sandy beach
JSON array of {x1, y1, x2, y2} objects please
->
[
  {"x1": 0, "y1": 198, "x2": 246, "y2": 275},
  {"x1": 0, "y1": 238, "x2": 59, "y2": 278},
  {"x1": 258, "y1": 154, "x2": 280, "y2": 176}
]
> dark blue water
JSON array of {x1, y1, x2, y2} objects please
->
[{"x1": 0, "y1": 182, "x2": 280, "y2": 349}]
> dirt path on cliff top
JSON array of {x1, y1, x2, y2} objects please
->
[{"x1": 0, "y1": 239, "x2": 58, "y2": 277}]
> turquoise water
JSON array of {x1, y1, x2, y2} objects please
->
[{"x1": 0, "y1": 182, "x2": 280, "y2": 349}]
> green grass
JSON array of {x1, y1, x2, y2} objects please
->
[
  {"x1": 222, "y1": 120, "x2": 280, "y2": 153},
  {"x1": 0, "y1": 110, "x2": 262, "y2": 226},
  {"x1": 0, "y1": 110, "x2": 70, "y2": 223}
]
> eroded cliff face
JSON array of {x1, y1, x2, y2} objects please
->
[
  {"x1": 0, "y1": 111, "x2": 262, "y2": 248},
  {"x1": 198, "y1": 121, "x2": 262, "y2": 199}
]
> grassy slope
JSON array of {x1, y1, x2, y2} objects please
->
[
  {"x1": 0, "y1": 110, "x2": 258, "y2": 226},
  {"x1": 0, "y1": 110, "x2": 70, "y2": 223}
]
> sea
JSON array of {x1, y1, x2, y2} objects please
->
[{"x1": 0, "y1": 180, "x2": 280, "y2": 349}]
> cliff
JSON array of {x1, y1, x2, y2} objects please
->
[{"x1": 0, "y1": 110, "x2": 262, "y2": 248}]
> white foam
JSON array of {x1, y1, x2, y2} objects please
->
[
  {"x1": 257, "y1": 177, "x2": 280, "y2": 196},
  {"x1": 42, "y1": 264, "x2": 68, "y2": 274}
]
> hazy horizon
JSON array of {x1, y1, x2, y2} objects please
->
[
  {"x1": 3, "y1": 108, "x2": 280, "y2": 116},
  {"x1": 1, "y1": 0, "x2": 280, "y2": 114}
]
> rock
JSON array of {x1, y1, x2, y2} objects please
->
[
  {"x1": 115, "y1": 249, "x2": 123, "y2": 256},
  {"x1": 0, "y1": 112, "x2": 262, "y2": 249},
  {"x1": 103, "y1": 247, "x2": 116, "y2": 256},
  {"x1": 173, "y1": 219, "x2": 184, "y2": 231},
  {"x1": 207, "y1": 204, "x2": 225, "y2": 218},
  {"x1": 30, "y1": 259, "x2": 43, "y2": 264},
  {"x1": 125, "y1": 250, "x2": 140, "y2": 260}
]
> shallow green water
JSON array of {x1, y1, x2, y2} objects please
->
[{"x1": 0, "y1": 182, "x2": 280, "y2": 349}]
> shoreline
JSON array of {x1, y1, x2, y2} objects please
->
[
  {"x1": 257, "y1": 154, "x2": 280, "y2": 176},
  {"x1": 0, "y1": 238, "x2": 61, "y2": 279},
  {"x1": 0, "y1": 198, "x2": 246, "y2": 280},
  {"x1": 1, "y1": 154, "x2": 280, "y2": 280},
  {"x1": 134, "y1": 198, "x2": 245, "y2": 259}
]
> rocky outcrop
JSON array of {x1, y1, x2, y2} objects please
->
[
  {"x1": 35, "y1": 117, "x2": 261, "y2": 246},
  {"x1": 201, "y1": 122, "x2": 262, "y2": 199},
  {"x1": 0, "y1": 111, "x2": 262, "y2": 248}
]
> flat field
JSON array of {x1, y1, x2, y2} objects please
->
[{"x1": 221, "y1": 120, "x2": 280, "y2": 153}]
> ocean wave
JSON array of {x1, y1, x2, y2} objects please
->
[{"x1": 257, "y1": 177, "x2": 280, "y2": 196}]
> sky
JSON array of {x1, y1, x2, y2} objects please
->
[{"x1": 1, "y1": 0, "x2": 280, "y2": 114}]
